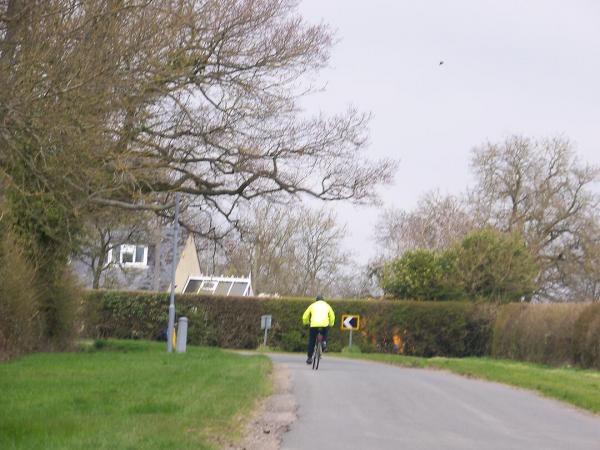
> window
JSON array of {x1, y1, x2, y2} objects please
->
[
  {"x1": 213, "y1": 281, "x2": 233, "y2": 296},
  {"x1": 230, "y1": 281, "x2": 249, "y2": 296},
  {"x1": 199, "y1": 280, "x2": 217, "y2": 292},
  {"x1": 183, "y1": 280, "x2": 202, "y2": 294},
  {"x1": 120, "y1": 244, "x2": 148, "y2": 266}
]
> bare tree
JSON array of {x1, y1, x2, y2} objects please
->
[
  {"x1": 196, "y1": 200, "x2": 351, "y2": 297},
  {"x1": 236, "y1": 201, "x2": 299, "y2": 295},
  {"x1": 294, "y1": 207, "x2": 350, "y2": 296},
  {"x1": 469, "y1": 135, "x2": 600, "y2": 301},
  {"x1": 375, "y1": 190, "x2": 474, "y2": 259},
  {"x1": 1, "y1": 0, "x2": 395, "y2": 239},
  {"x1": 550, "y1": 210, "x2": 600, "y2": 301},
  {"x1": 328, "y1": 262, "x2": 381, "y2": 299}
]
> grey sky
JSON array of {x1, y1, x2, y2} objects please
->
[{"x1": 297, "y1": 0, "x2": 600, "y2": 264}]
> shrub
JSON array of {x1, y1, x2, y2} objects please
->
[
  {"x1": 38, "y1": 268, "x2": 79, "y2": 351},
  {"x1": 0, "y1": 225, "x2": 80, "y2": 359},
  {"x1": 380, "y1": 249, "x2": 462, "y2": 300},
  {"x1": 0, "y1": 232, "x2": 42, "y2": 361},
  {"x1": 454, "y1": 228, "x2": 538, "y2": 302},
  {"x1": 79, "y1": 291, "x2": 495, "y2": 358},
  {"x1": 380, "y1": 229, "x2": 538, "y2": 303}
]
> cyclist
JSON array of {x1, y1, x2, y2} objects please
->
[{"x1": 302, "y1": 294, "x2": 335, "y2": 365}]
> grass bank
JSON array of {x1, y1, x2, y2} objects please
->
[
  {"x1": 0, "y1": 340, "x2": 271, "y2": 450},
  {"x1": 336, "y1": 352, "x2": 600, "y2": 414}
]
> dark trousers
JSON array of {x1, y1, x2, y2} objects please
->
[{"x1": 307, "y1": 327, "x2": 329, "y2": 358}]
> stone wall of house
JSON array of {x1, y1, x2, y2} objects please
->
[{"x1": 71, "y1": 227, "x2": 189, "y2": 292}]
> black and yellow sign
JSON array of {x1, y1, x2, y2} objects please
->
[{"x1": 341, "y1": 315, "x2": 360, "y2": 331}]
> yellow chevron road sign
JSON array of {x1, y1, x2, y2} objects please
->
[{"x1": 341, "y1": 315, "x2": 360, "y2": 331}]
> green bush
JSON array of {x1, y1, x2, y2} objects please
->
[
  {"x1": 79, "y1": 291, "x2": 495, "y2": 357},
  {"x1": 455, "y1": 228, "x2": 538, "y2": 302},
  {"x1": 380, "y1": 249, "x2": 462, "y2": 300},
  {"x1": 380, "y1": 229, "x2": 538, "y2": 303}
]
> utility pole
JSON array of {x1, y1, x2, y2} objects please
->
[{"x1": 167, "y1": 193, "x2": 180, "y2": 353}]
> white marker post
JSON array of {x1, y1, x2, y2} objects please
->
[{"x1": 175, "y1": 317, "x2": 188, "y2": 353}]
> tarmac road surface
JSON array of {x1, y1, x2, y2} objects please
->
[{"x1": 269, "y1": 353, "x2": 600, "y2": 450}]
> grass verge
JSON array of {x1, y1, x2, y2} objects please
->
[
  {"x1": 0, "y1": 339, "x2": 271, "y2": 450},
  {"x1": 335, "y1": 352, "x2": 600, "y2": 414}
]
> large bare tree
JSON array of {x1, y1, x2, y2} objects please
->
[
  {"x1": 0, "y1": 0, "x2": 395, "y2": 343},
  {"x1": 470, "y1": 135, "x2": 599, "y2": 301},
  {"x1": 1, "y1": 0, "x2": 394, "y2": 231}
]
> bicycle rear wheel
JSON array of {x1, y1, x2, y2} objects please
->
[{"x1": 314, "y1": 342, "x2": 321, "y2": 370}]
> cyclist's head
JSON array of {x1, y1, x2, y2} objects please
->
[{"x1": 316, "y1": 294, "x2": 324, "y2": 301}]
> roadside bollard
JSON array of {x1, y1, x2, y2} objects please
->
[{"x1": 176, "y1": 317, "x2": 188, "y2": 353}]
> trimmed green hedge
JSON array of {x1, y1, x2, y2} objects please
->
[
  {"x1": 80, "y1": 291, "x2": 600, "y2": 369},
  {"x1": 79, "y1": 291, "x2": 495, "y2": 357}
]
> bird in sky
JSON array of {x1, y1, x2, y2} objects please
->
[{"x1": 439, "y1": 61, "x2": 444, "y2": 66}]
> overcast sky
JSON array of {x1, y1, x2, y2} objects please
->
[{"x1": 297, "y1": 0, "x2": 600, "y2": 264}]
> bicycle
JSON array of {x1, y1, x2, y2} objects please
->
[{"x1": 312, "y1": 330, "x2": 324, "y2": 370}]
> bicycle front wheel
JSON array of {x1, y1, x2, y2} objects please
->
[{"x1": 313, "y1": 342, "x2": 321, "y2": 370}]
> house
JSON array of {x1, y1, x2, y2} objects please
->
[{"x1": 72, "y1": 227, "x2": 253, "y2": 296}]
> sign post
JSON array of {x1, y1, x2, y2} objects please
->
[
  {"x1": 261, "y1": 315, "x2": 272, "y2": 346},
  {"x1": 340, "y1": 315, "x2": 360, "y2": 348}
]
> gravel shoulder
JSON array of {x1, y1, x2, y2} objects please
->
[{"x1": 226, "y1": 362, "x2": 297, "y2": 450}]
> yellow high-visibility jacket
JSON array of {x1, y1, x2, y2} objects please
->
[{"x1": 302, "y1": 300, "x2": 335, "y2": 328}]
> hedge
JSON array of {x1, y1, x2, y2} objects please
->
[
  {"x1": 573, "y1": 304, "x2": 600, "y2": 369},
  {"x1": 79, "y1": 291, "x2": 496, "y2": 357},
  {"x1": 492, "y1": 303, "x2": 600, "y2": 369},
  {"x1": 79, "y1": 291, "x2": 600, "y2": 369}
]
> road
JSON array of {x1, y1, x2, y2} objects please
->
[{"x1": 269, "y1": 354, "x2": 600, "y2": 450}]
